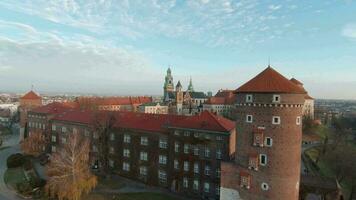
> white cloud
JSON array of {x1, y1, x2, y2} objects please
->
[
  {"x1": 342, "y1": 23, "x2": 356, "y2": 40},
  {"x1": 268, "y1": 4, "x2": 282, "y2": 10}
]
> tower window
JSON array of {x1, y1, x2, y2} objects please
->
[
  {"x1": 260, "y1": 154, "x2": 267, "y2": 166},
  {"x1": 272, "y1": 116, "x2": 280, "y2": 125},
  {"x1": 246, "y1": 115, "x2": 253, "y2": 123},
  {"x1": 246, "y1": 95, "x2": 253, "y2": 103},
  {"x1": 296, "y1": 116, "x2": 301, "y2": 125},
  {"x1": 265, "y1": 137, "x2": 273, "y2": 147},
  {"x1": 261, "y1": 182, "x2": 269, "y2": 191},
  {"x1": 273, "y1": 95, "x2": 281, "y2": 103}
]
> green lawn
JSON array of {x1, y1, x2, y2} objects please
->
[
  {"x1": 3, "y1": 167, "x2": 27, "y2": 189},
  {"x1": 84, "y1": 192, "x2": 181, "y2": 200}
]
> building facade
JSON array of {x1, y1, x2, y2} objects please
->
[
  {"x1": 290, "y1": 78, "x2": 315, "y2": 119},
  {"x1": 138, "y1": 102, "x2": 169, "y2": 114},
  {"x1": 220, "y1": 66, "x2": 306, "y2": 200},
  {"x1": 203, "y1": 90, "x2": 236, "y2": 119},
  {"x1": 47, "y1": 110, "x2": 235, "y2": 200},
  {"x1": 19, "y1": 90, "x2": 42, "y2": 140}
]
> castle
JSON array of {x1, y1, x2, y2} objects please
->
[
  {"x1": 220, "y1": 66, "x2": 306, "y2": 200},
  {"x1": 163, "y1": 67, "x2": 208, "y2": 115}
]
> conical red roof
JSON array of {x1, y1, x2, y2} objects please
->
[
  {"x1": 235, "y1": 66, "x2": 307, "y2": 94},
  {"x1": 20, "y1": 90, "x2": 41, "y2": 100}
]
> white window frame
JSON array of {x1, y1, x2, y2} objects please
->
[
  {"x1": 260, "y1": 154, "x2": 267, "y2": 166},
  {"x1": 123, "y1": 149, "x2": 130, "y2": 158},
  {"x1": 184, "y1": 144, "x2": 189, "y2": 154},
  {"x1": 246, "y1": 94, "x2": 253, "y2": 103},
  {"x1": 159, "y1": 138, "x2": 167, "y2": 149},
  {"x1": 140, "y1": 166, "x2": 147, "y2": 175},
  {"x1": 123, "y1": 162, "x2": 130, "y2": 171},
  {"x1": 174, "y1": 142, "x2": 179, "y2": 153},
  {"x1": 159, "y1": 155, "x2": 167, "y2": 165},
  {"x1": 124, "y1": 134, "x2": 131, "y2": 143},
  {"x1": 174, "y1": 160, "x2": 179, "y2": 170},
  {"x1": 140, "y1": 152, "x2": 148, "y2": 161},
  {"x1": 296, "y1": 116, "x2": 301, "y2": 125},
  {"x1": 194, "y1": 163, "x2": 199, "y2": 174},
  {"x1": 52, "y1": 124, "x2": 56, "y2": 131},
  {"x1": 246, "y1": 115, "x2": 253, "y2": 123},
  {"x1": 140, "y1": 136, "x2": 148, "y2": 145},
  {"x1": 193, "y1": 180, "x2": 199, "y2": 191},
  {"x1": 183, "y1": 177, "x2": 188, "y2": 188},
  {"x1": 184, "y1": 161, "x2": 189, "y2": 172},
  {"x1": 205, "y1": 165, "x2": 211, "y2": 176},
  {"x1": 204, "y1": 182, "x2": 210, "y2": 193},
  {"x1": 216, "y1": 149, "x2": 222, "y2": 159},
  {"x1": 273, "y1": 95, "x2": 281, "y2": 103},
  {"x1": 51, "y1": 135, "x2": 56, "y2": 142},
  {"x1": 272, "y1": 116, "x2": 281, "y2": 125},
  {"x1": 109, "y1": 159, "x2": 114, "y2": 168},
  {"x1": 265, "y1": 137, "x2": 273, "y2": 147},
  {"x1": 110, "y1": 133, "x2": 115, "y2": 141},
  {"x1": 261, "y1": 182, "x2": 269, "y2": 191}
]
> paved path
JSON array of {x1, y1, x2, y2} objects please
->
[{"x1": 0, "y1": 130, "x2": 24, "y2": 200}]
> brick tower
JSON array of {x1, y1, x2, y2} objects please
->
[{"x1": 220, "y1": 66, "x2": 307, "y2": 200}]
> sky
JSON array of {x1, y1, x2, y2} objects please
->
[{"x1": 0, "y1": 0, "x2": 355, "y2": 99}]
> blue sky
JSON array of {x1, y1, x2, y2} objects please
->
[{"x1": 0, "y1": 0, "x2": 355, "y2": 99}]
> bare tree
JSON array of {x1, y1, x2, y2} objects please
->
[
  {"x1": 20, "y1": 131, "x2": 46, "y2": 156},
  {"x1": 45, "y1": 132, "x2": 97, "y2": 200}
]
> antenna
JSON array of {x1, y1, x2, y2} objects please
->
[
  {"x1": 268, "y1": 57, "x2": 271, "y2": 67},
  {"x1": 31, "y1": 84, "x2": 34, "y2": 91}
]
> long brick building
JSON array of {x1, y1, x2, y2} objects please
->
[
  {"x1": 27, "y1": 104, "x2": 235, "y2": 200},
  {"x1": 220, "y1": 66, "x2": 306, "y2": 200}
]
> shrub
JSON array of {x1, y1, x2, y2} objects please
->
[
  {"x1": 7, "y1": 153, "x2": 25, "y2": 168},
  {"x1": 30, "y1": 177, "x2": 46, "y2": 188}
]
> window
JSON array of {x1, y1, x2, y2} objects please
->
[
  {"x1": 193, "y1": 180, "x2": 199, "y2": 191},
  {"x1": 260, "y1": 154, "x2": 267, "y2": 166},
  {"x1": 204, "y1": 134, "x2": 211, "y2": 140},
  {"x1": 141, "y1": 136, "x2": 148, "y2": 145},
  {"x1": 194, "y1": 132, "x2": 200, "y2": 138},
  {"x1": 246, "y1": 94, "x2": 253, "y2": 103},
  {"x1": 174, "y1": 142, "x2": 179, "y2": 153},
  {"x1": 61, "y1": 126, "x2": 67, "y2": 133},
  {"x1": 265, "y1": 137, "x2": 273, "y2": 147},
  {"x1": 183, "y1": 177, "x2": 188, "y2": 188},
  {"x1": 205, "y1": 147, "x2": 210, "y2": 158},
  {"x1": 84, "y1": 130, "x2": 90, "y2": 137},
  {"x1": 184, "y1": 144, "x2": 189, "y2": 154},
  {"x1": 246, "y1": 115, "x2": 253, "y2": 123},
  {"x1": 140, "y1": 152, "x2": 148, "y2": 161},
  {"x1": 204, "y1": 182, "x2": 210, "y2": 193},
  {"x1": 216, "y1": 149, "x2": 222, "y2": 159},
  {"x1": 273, "y1": 95, "x2": 281, "y2": 103},
  {"x1": 184, "y1": 161, "x2": 189, "y2": 172},
  {"x1": 110, "y1": 133, "x2": 115, "y2": 141},
  {"x1": 110, "y1": 147, "x2": 114, "y2": 154},
  {"x1": 51, "y1": 135, "x2": 56, "y2": 142},
  {"x1": 216, "y1": 168, "x2": 221, "y2": 178},
  {"x1": 174, "y1": 130, "x2": 180, "y2": 136},
  {"x1": 52, "y1": 125, "x2": 56, "y2": 131},
  {"x1": 272, "y1": 116, "x2": 281, "y2": 125},
  {"x1": 124, "y1": 134, "x2": 131, "y2": 143},
  {"x1": 296, "y1": 116, "x2": 301, "y2": 125},
  {"x1": 123, "y1": 162, "x2": 130, "y2": 171},
  {"x1": 216, "y1": 186, "x2": 220, "y2": 195},
  {"x1": 194, "y1": 146, "x2": 199, "y2": 156},
  {"x1": 109, "y1": 160, "x2": 114, "y2": 168},
  {"x1": 174, "y1": 160, "x2": 179, "y2": 170},
  {"x1": 72, "y1": 127, "x2": 77, "y2": 134},
  {"x1": 240, "y1": 173, "x2": 251, "y2": 189},
  {"x1": 194, "y1": 162, "x2": 199, "y2": 174},
  {"x1": 159, "y1": 155, "x2": 167, "y2": 165},
  {"x1": 61, "y1": 137, "x2": 67, "y2": 144},
  {"x1": 159, "y1": 138, "x2": 167, "y2": 149},
  {"x1": 261, "y1": 182, "x2": 269, "y2": 191},
  {"x1": 158, "y1": 170, "x2": 167, "y2": 182},
  {"x1": 123, "y1": 149, "x2": 130, "y2": 157},
  {"x1": 51, "y1": 146, "x2": 56, "y2": 152},
  {"x1": 184, "y1": 131, "x2": 190, "y2": 137},
  {"x1": 248, "y1": 155, "x2": 258, "y2": 170},
  {"x1": 93, "y1": 132, "x2": 99, "y2": 139},
  {"x1": 205, "y1": 165, "x2": 211, "y2": 176},
  {"x1": 140, "y1": 166, "x2": 147, "y2": 175},
  {"x1": 92, "y1": 145, "x2": 98, "y2": 152},
  {"x1": 216, "y1": 136, "x2": 223, "y2": 141}
]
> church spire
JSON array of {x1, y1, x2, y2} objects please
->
[{"x1": 187, "y1": 76, "x2": 194, "y2": 92}]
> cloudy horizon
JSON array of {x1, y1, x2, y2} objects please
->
[{"x1": 0, "y1": 0, "x2": 356, "y2": 99}]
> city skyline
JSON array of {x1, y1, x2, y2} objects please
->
[{"x1": 0, "y1": 0, "x2": 356, "y2": 99}]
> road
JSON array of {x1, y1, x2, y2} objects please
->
[
  {"x1": 0, "y1": 125, "x2": 23, "y2": 200},
  {"x1": 301, "y1": 143, "x2": 321, "y2": 175}
]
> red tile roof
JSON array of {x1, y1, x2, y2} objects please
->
[
  {"x1": 76, "y1": 96, "x2": 152, "y2": 106},
  {"x1": 20, "y1": 91, "x2": 41, "y2": 100},
  {"x1": 290, "y1": 78, "x2": 303, "y2": 86},
  {"x1": 31, "y1": 102, "x2": 78, "y2": 115},
  {"x1": 235, "y1": 66, "x2": 307, "y2": 94},
  {"x1": 52, "y1": 110, "x2": 235, "y2": 133},
  {"x1": 205, "y1": 90, "x2": 236, "y2": 105}
]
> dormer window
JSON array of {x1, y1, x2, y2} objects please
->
[
  {"x1": 253, "y1": 129, "x2": 264, "y2": 147},
  {"x1": 246, "y1": 95, "x2": 253, "y2": 103},
  {"x1": 240, "y1": 172, "x2": 251, "y2": 189},
  {"x1": 273, "y1": 95, "x2": 281, "y2": 103},
  {"x1": 248, "y1": 154, "x2": 259, "y2": 171}
]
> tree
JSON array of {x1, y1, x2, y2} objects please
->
[
  {"x1": 45, "y1": 132, "x2": 97, "y2": 200},
  {"x1": 20, "y1": 131, "x2": 46, "y2": 156},
  {"x1": 93, "y1": 111, "x2": 116, "y2": 176}
]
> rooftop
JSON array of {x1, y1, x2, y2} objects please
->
[
  {"x1": 235, "y1": 66, "x2": 307, "y2": 94},
  {"x1": 20, "y1": 91, "x2": 41, "y2": 100}
]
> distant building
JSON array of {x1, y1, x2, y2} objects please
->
[
  {"x1": 290, "y1": 78, "x2": 315, "y2": 119},
  {"x1": 138, "y1": 102, "x2": 169, "y2": 114},
  {"x1": 0, "y1": 109, "x2": 11, "y2": 127},
  {"x1": 19, "y1": 90, "x2": 42, "y2": 140},
  {"x1": 163, "y1": 68, "x2": 208, "y2": 115},
  {"x1": 76, "y1": 96, "x2": 152, "y2": 112},
  {"x1": 203, "y1": 90, "x2": 236, "y2": 119},
  {"x1": 221, "y1": 66, "x2": 306, "y2": 200}
]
